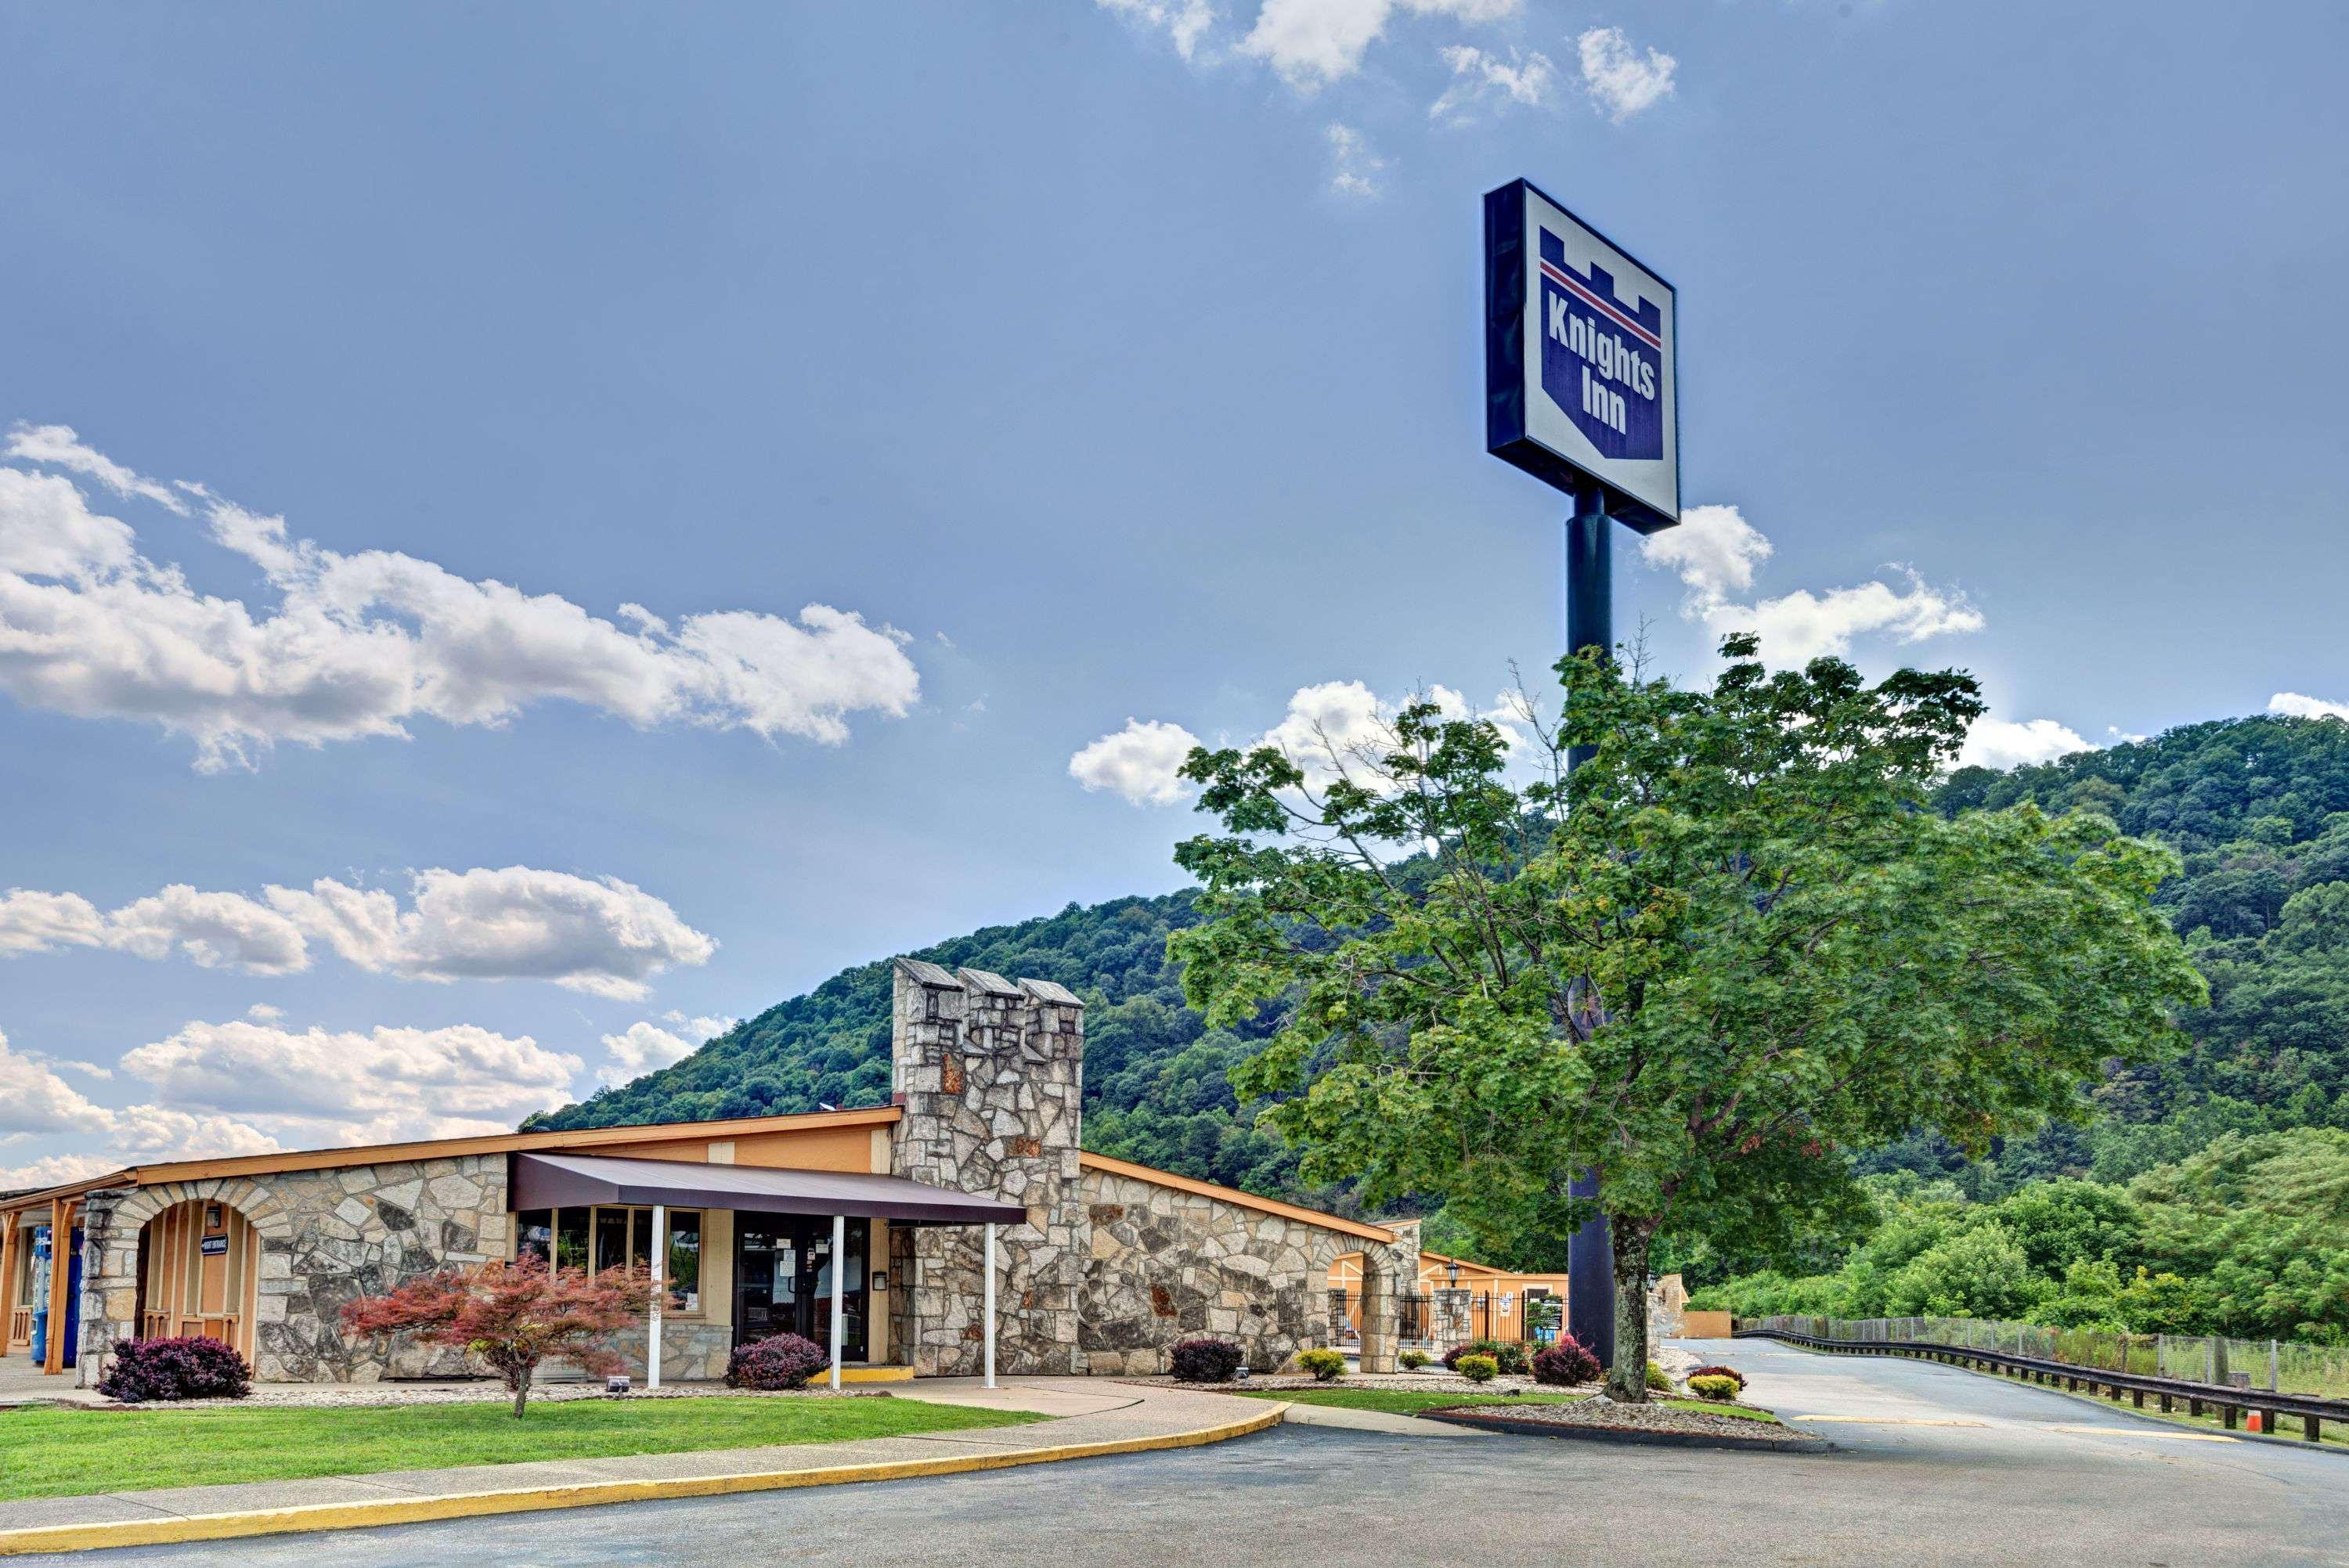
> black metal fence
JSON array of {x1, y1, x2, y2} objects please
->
[{"x1": 1329, "y1": 1289, "x2": 1434, "y2": 1346}]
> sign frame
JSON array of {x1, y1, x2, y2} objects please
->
[{"x1": 1483, "y1": 178, "x2": 1680, "y2": 532}]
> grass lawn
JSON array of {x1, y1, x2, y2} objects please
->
[
  {"x1": 0, "y1": 1397, "x2": 1046, "y2": 1502},
  {"x1": 1236, "y1": 1387, "x2": 1589, "y2": 1416}
]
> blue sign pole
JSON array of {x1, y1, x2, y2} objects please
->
[{"x1": 1563, "y1": 478, "x2": 1615, "y2": 1374}]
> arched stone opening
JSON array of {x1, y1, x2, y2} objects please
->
[{"x1": 78, "y1": 1179, "x2": 293, "y2": 1387}]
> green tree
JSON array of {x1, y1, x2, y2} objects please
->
[{"x1": 1174, "y1": 637, "x2": 2205, "y2": 1399}]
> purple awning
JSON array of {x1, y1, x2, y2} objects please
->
[{"x1": 509, "y1": 1152, "x2": 1024, "y2": 1225}]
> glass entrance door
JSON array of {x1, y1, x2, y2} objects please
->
[
  {"x1": 733, "y1": 1214, "x2": 868, "y2": 1361},
  {"x1": 732, "y1": 1216, "x2": 799, "y2": 1346}
]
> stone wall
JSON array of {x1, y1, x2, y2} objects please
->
[
  {"x1": 78, "y1": 1156, "x2": 509, "y2": 1386},
  {"x1": 887, "y1": 959, "x2": 1084, "y2": 1375},
  {"x1": 1076, "y1": 1167, "x2": 1347, "y2": 1375}
]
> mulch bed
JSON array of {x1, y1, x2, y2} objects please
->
[
  {"x1": 1423, "y1": 1396, "x2": 1829, "y2": 1452},
  {"x1": 103, "y1": 1381, "x2": 888, "y2": 1411}
]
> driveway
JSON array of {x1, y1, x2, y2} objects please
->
[{"x1": 32, "y1": 1340, "x2": 2349, "y2": 1567}]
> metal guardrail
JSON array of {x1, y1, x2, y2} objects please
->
[{"x1": 1737, "y1": 1326, "x2": 2348, "y2": 1444}]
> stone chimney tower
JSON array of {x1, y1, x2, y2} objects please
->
[{"x1": 886, "y1": 958, "x2": 1084, "y2": 1375}]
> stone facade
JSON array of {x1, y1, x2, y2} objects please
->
[
  {"x1": 608, "y1": 1319, "x2": 734, "y2": 1383},
  {"x1": 66, "y1": 957, "x2": 1414, "y2": 1387},
  {"x1": 887, "y1": 959, "x2": 1085, "y2": 1375},
  {"x1": 1077, "y1": 1169, "x2": 1345, "y2": 1375},
  {"x1": 77, "y1": 1156, "x2": 508, "y2": 1386}
]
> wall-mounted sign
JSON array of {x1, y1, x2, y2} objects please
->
[
  {"x1": 1484, "y1": 178, "x2": 1680, "y2": 532},
  {"x1": 200, "y1": 1237, "x2": 229, "y2": 1256}
]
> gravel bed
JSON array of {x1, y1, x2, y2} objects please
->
[
  {"x1": 1115, "y1": 1373, "x2": 1600, "y2": 1397},
  {"x1": 93, "y1": 1381, "x2": 886, "y2": 1411},
  {"x1": 1436, "y1": 1396, "x2": 1799, "y2": 1441}
]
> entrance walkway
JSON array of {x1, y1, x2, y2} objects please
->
[{"x1": 0, "y1": 1378, "x2": 1278, "y2": 1556}]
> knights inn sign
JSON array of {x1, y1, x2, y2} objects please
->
[{"x1": 1483, "y1": 178, "x2": 1680, "y2": 530}]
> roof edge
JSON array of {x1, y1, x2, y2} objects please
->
[
  {"x1": 2, "y1": 1106, "x2": 903, "y2": 1210},
  {"x1": 1076, "y1": 1152, "x2": 1396, "y2": 1244}
]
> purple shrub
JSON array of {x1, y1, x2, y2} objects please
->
[
  {"x1": 724, "y1": 1332, "x2": 828, "y2": 1390},
  {"x1": 1531, "y1": 1334, "x2": 1602, "y2": 1386},
  {"x1": 1167, "y1": 1336, "x2": 1246, "y2": 1383},
  {"x1": 95, "y1": 1336, "x2": 253, "y2": 1403}
]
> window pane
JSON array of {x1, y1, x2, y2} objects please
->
[
  {"x1": 516, "y1": 1209, "x2": 553, "y2": 1267},
  {"x1": 554, "y1": 1209, "x2": 590, "y2": 1272},
  {"x1": 631, "y1": 1208, "x2": 652, "y2": 1274},
  {"x1": 594, "y1": 1208, "x2": 627, "y2": 1275},
  {"x1": 668, "y1": 1212, "x2": 702, "y2": 1308}
]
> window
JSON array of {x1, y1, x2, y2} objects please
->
[
  {"x1": 511, "y1": 1206, "x2": 700, "y2": 1312},
  {"x1": 516, "y1": 1209, "x2": 554, "y2": 1267}
]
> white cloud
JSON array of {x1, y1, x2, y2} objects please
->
[
  {"x1": 1640, "y1": 503, "x2": 1983, "y2": 665},
  {"x1": 1429, "y1": 43, "x2": 1555, "y2": 120},
  {"x1": 4, "y1": 422, "x2": 186, "y2": 514},
  {"x1": 1075, "y1": 683, "x2": 1510, "y2": 809},
  {"x1": 1575, "y1": 25, "x2": 1676, "y2": 121},
  {"x1": 1070, "y1": 718, "x2": 1204, "y2": 806},
  {"x1": 120, "y1": 1018, "x2": 583, "y2": 1145},
  {"x1": 0, "y1": 434, "x2": 921, "y2": 771},
  {"x1": 1960, "y1": 717, "x2": 2091, "y2": 770},
  {"x1": 0, "y1": 1028, "x2": 116, "y2": 1138},
  {"x1": 1243, "y1": 0, "x2": 1520, "y2": 88},
  {"x1": 0, "y1": 889, "x2": 106, "y2": 957},
  {"x1": 103, "y1": 885, "x2": 312, "y2": 974},
  {"x1": 1097, "y1": 0, "x2": 1218, "y2": 59},
  {"x1": 1326, "y1": 123, "x2": 1387, "y2": 197},
  {"x1": 3, "y1": 866, "x2": 716, "y2": 999},
  {"x1": 245, "y1": 1002, "x2": 284, "y2": 1022},
  {"x1": 0, "y1": 1152, "x2": 124, "y2": 1190},
  {"x1": 269, "y1": 867, "x2": 716, "y2": 1000},
  {"x1": 2271, "y1": 692, "x2": 2349, "y2": 722},
  {"x1": 597, "y1": 1011, "x2": 734, "y2": 1086}
]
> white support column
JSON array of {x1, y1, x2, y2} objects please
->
[
  {"x1": 983, "y1": 1221, "x2": 998, "y2": 1390},
  {"x1": 830, "y1": 1213, "x2": 846, "y2": 1392},
  {"x1": 648, "y1": 1203, "x2": 666, "y2": 1391}
]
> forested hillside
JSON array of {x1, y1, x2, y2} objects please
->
[
  {"x1": 525, "y1": 891, "x2": 1356, "y2": 1210},
  {"x1": 534, "y1": 711, "x2": 2349, "y2": 1305},
  {"x1": 1893, "y1": 714, "x2": 2349, "y2": 1190}
]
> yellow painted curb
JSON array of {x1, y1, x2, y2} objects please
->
[
  {"x1": 837, "y1": 1365, "x2": 915, "y2": 1383},
  {"x1": 0, "y1": 1402, "x2": 1289, "y2": 1558}
]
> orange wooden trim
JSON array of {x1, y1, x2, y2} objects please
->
[
  {"x1": 132, "y1": 1107, "x2": 903, "y2": 1184},
  {"x1": 1076, "y1": 1152, "x2": 1395, "y2": 1243},
  {"x1": 0, "y1": 1217, "x2": 20, "y2": 1343},
  {"x1": 0, "y1": 1108, "x2": 904, "y2": 1212},
  {"x1": 41, "y1": 1199, "x2": 72, "y2": 1375}
]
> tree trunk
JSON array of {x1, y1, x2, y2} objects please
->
[
  {"x1": 1605, "y1": 1214, "x2": 1657, "y2": 1403},
  {"x1": 510, "y1": 1369, "x2": 531, "y2": 1418}
]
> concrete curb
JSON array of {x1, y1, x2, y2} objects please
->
[{"x1": 0, "y1": 1402, "x2": 1289, "y2": 1558}]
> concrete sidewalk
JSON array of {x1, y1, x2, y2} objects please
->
[{"x1": 0, "y1": 1379, "x2": 1279, "y2": 1557}]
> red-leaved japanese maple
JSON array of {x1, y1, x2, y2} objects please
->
[{"x1": 341, "y1": 1256, "x2": 655, "y2": 1416}]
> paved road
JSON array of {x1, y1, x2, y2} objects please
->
[{"x1": 41, "y1": 1341, "x2": 2349, "y2": 1567}]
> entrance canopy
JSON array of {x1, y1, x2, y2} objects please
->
[{"x1": 509, "y1": 1152, "x2": 1025, "y2": 1226}]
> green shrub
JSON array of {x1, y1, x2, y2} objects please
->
[
  {"x1": 1645, "y1": 1361, "x2": 1672, "y2": 1392},
  {"x1": 1443, "y1": 1339, "x2": 1529, "y2": 1376},
  {"x1": 1297, "y1": 1348, "x2": 1348, "y2": 1382},
  {"x1": 1687, "y1": 1374, "x2": 1740, "y2": 1402},
  {"x1": 1398, "y1": 1349, "x2": 1432, "y2": 1370},
  {"x1": 1687, "y1": 1363, "x2": 1745, "y2": 1392},
  {"x1": 1456, "y1": 1354, "x2": 1499, "y2": 1384}
]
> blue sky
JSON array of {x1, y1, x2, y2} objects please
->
[{"x1": 3, "y1": 1, "x2": 2344, "y2": 1186}]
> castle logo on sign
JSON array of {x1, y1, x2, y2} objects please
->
[{"x1": 1538, "y1": 228, "x2": 1664, "y2": 463}]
